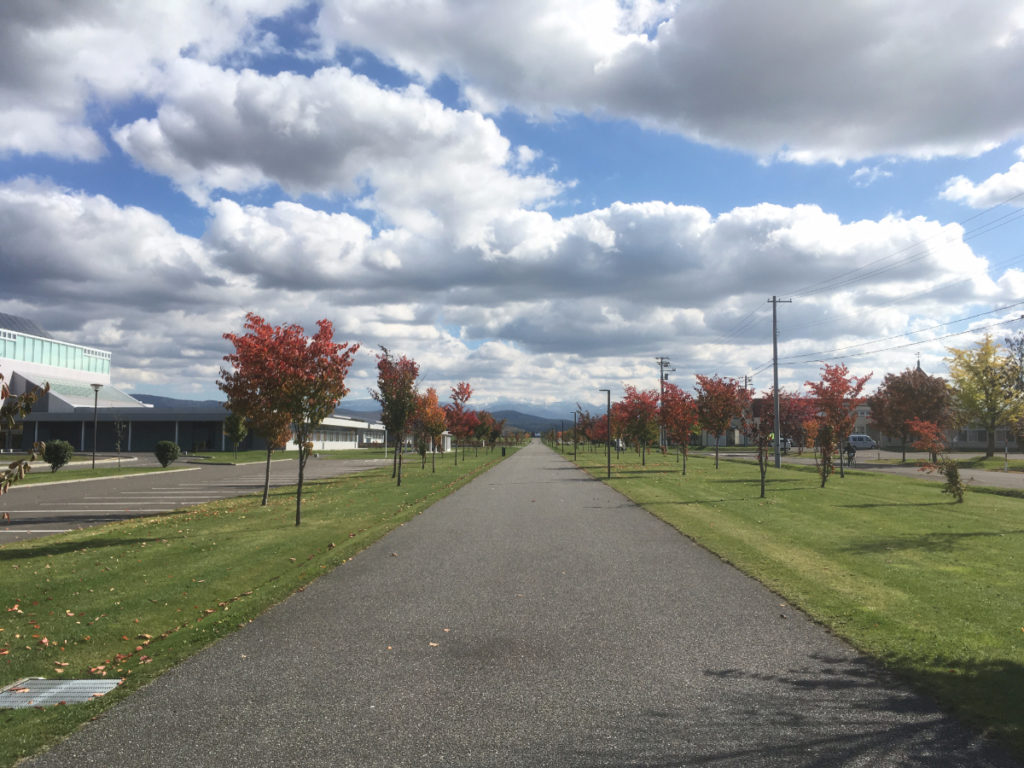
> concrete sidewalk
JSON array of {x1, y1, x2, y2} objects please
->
[{"x1": 23, "y1": 441, "x2": 1018, "y2": 767}]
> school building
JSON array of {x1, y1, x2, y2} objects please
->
[{"x1": 0, "y1": 312, "x2": 386, "y2": 454}]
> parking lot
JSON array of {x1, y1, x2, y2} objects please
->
[{"x1": 0, "y1": 456, "x2": 388, "y2": 543}]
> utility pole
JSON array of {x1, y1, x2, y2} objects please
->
[
  {"x1": 599, "y1": 388, "x2": 611, "y2": 478},
  {"x1": 768, "y1": 296, "x2": 792, "y2": 468},
  {"x1": 655, "y1": 356, "x2": 673, "y2": 449}
]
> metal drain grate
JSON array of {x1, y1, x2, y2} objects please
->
[{"x1": 0, "y1": 677, "x2": 122, "y2": 709}]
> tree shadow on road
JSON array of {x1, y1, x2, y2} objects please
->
[{"x1": 562, "y1": 652, "x2": 1022, "y2": 767}]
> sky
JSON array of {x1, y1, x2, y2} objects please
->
[{"x1": 3, "y1": 0, "x2": 1024, "y2": 415}]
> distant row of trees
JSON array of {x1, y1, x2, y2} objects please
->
[
  {"x1": 560, "y1": 332, "x2": 1024, "y2": 498},
  {"x1": 217, "y1": 313, "x2": 527, "y2": 525}
]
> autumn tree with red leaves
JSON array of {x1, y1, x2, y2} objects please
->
[
  {"x1": 1, "y1": 374, "x2": 49, "y2": 521},
  {"x1": 741, "y1": 393, "x2": 775, "y2": 498},
  {"x1": 219, "y1": 316, "x2": 293, "y2": 506},
  {"x1": 219, "y1": 313, "x2": 358, "y2": 525},
  {"x1": 775, "y1": 389, "x2": 818, "y2": 454},
  {"x1": 661, "y1": 382, "x2": 698, "y2": 474},
  {"x1": 443, "y1": 381, "x2": 473, "y2": 464},
  {"x1": 619, "y1": 386, "x2": 660, "y2": 465},
  {"x1": 907, "y1": 417, "x2": 965, "y2": 502},
  {"x1": 413, "y1": 387, "x2": 447, "y2": 472},
  {"x1": 868, "y1": 366, "x2": 952, "y2": 461},
  {"x1": 695, "y1": 375, "x2": 751, "y2": 469},
  {"x1": 371, "y1": 347, "x2": 420, "y2": 487},
  {"x1": 806, "y1": 363, "x2": 871, "y2": 484}
]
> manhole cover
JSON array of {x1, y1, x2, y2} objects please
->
[{"x1": 0, "y1": 678, "x2": 122, "y2": 709}]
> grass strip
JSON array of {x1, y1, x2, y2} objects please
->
[
  {"x1": 0, "y1": 446, "x2": 514, "y2": 767},
  {"x1": 574, "y1": 446, "x2": 1024, "y2": 759},
  {"x1": 13, "y1": 466, "x2": 172, "y2": 486}
]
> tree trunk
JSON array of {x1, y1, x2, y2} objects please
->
[
  {"x1": 295, "y1": 446, "x2": 306, "y2": 526},
  {"x1": 432, "y1": 446, "x2": 436, "y2": 473},
  {"x1": 392, "y1": 440, "x2": 398, "y2": 478},
  {"x1": 262, "y1": 447, "x2": 272, "y2": 505},
  {"x1": 986, "y1": 422, "x2": 996, "y2": 458},
  {"x1": 759, "y1": 448, "x2": 767, "y2": 498},
  {"x1": 397, "y1": 447, "x2": 403, "y2": 487},
  {"x1": 714, "y1": 435, "x2": 720, "y2": 469}
]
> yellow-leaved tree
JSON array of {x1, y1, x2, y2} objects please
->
[{"x1": 946, "y1": 334, "x2": 1022, "y2": 458}]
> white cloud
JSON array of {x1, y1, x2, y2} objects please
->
[
  {"x1": 941, "y1": 146, "x2": 1024, "y2": 207},
  {"x1": 0, "y1": 176, "x2": 1011, "y2": 408},
  {"x1": 0, "y1": 0, "x2": 303, "y2": 159},
  {"x1": 315, "y1": 0, "x2": 1024, "y2": 164},
  {"x1": 113, "y1": 62, "x2": 562, "y2": 246}
]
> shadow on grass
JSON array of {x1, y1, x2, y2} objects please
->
[
  {"x1": 836, "y1": 501, "x2": 952, "y2": 510},
  {"x1": 844, "y1": 529, "x2": 1024, "y2": 554},
  {"x1": 714, "y1": 478, "x2": 806, "y2": 486},
  {"x1": 611, "y1": 468, "x2": 692, "y2": 478},
  {"x1": 973, "y1": 486, "x2": 1024, "y2": 501},
  {"x1": 0, "y1": 536, "x2": 168, "y2": 559}
]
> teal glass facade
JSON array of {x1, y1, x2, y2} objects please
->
[{"x1": 0, "y1": 329, "x2": 110, "y2": 377}]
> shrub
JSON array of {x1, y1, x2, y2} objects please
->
[
  {"x1": 43, "y1": 439, "x2": 74, "y2": 472},
  {"x1": 940, "y1": 459, "x2": 966, "y2": 503},
  {"x1": 154, "y1": 441, "x2": 180, "y2": 468}
]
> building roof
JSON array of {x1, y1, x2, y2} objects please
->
[
  {"x1": 0, "y1": 312, "x2": 53, "y2": 339},
  {"x1": 17, "y1": 374, "x2": 148, "y2": 410}
]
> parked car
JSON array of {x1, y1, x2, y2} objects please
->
[{"x1": 846, "y1": 434, "x2": 877, "y2": 450}]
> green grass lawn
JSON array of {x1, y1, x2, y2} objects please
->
[
  {"x1": 14, "y1": 466, "x2": 171, "y2": 486},
  {"x1": 189, "y1": 447, "x2": 391, "y2": 463},
  {"x1": 0, "y1": 446, "x2": 515, "y2": 767},
  {"x1": 575, "y1": 447, "x2": 1024, "y2": 759}
]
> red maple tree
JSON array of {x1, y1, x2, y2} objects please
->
[
  {"x1": 443, "y1": 381, "x2": 473, "y2": 464},
  {"x1": 906, "y1": 417, "x2": 966, "y2": 502},
  {"x1": 695, "y1": 374, "x2": 751, "y2": 469},
  {"x1": 741, "y1": 392, "x2": 775, "y2": 497},
  {"x1": 805, "y1": 363, "x2": 871, "y2": 485},
  {"x1": 660, "y1": 382, "x2": 698, "y2": 474},
  {"x1": 219, "y1": 312, "x2": 358, "y2": 524},
  {"x1": 1, "y1": 374, "x2": 49, "y2": 520},
  {"x1": 371, "y1": 347, "x2": 420, "y2": 486},
  {"x1": 867, "y1": 367, "x2": 952, "y2": 461},
  {"x1": 412, "y1": 387, "x2": 448, "y2": 472},
  {"x1": 775, "y1": 388, "x2": 818, "y2": 454},
  {"x1": 620, "y1": 386, "x2": 660, "y2": 465}
]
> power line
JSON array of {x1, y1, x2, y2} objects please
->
[
  {"x1": 789, "y1": 189, "x2": 1024, "y2": 300},
  {"x1": 797, "y1": 314, "x2": 1024, "y2": 365},
  {"x1": 778, "y1": 301, "x2": 1024, "y2": 365}
]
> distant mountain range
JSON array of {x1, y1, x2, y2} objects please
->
[{"x1": 132, "y1": 395, "x2": 565, "y2": 434}]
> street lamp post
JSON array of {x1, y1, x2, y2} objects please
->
[
  {"x1": 90, "y1": 383, "x2": 103, "y2": 470},
  {"x1": 599, "y1": 389, "x2": 611, "y2": 479},
  {"x1": 571, "y1": 410, "x2": 577, "y2": 461}
]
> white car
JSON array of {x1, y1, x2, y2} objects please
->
[{"x1": 846, "y1": 434, "x2": 877, "y2": 450}]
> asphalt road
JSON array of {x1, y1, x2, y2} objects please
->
[
  {"x1": 20, "y1": 441, "x2": 1019, "y2": 767},
  {"x1": 0, "y1": 456, "x2": 387, "y2": 544}
]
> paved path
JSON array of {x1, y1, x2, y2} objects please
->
[
  {"x1": 22, "y1": 441, "x2": 1018, "y2": 767},
  {"x1": 1, "y1": 457, "x2": 387, "y2": 543}
]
